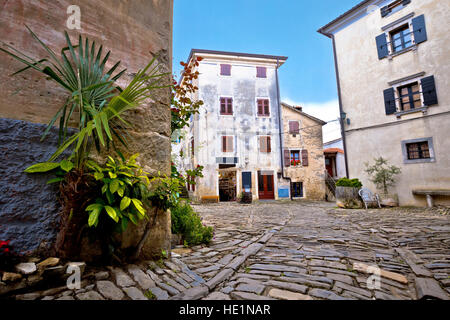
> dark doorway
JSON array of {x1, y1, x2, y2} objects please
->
[
  {"x1": 291, "y1": 182, "x2": 303, "y2": 198},
  {"x1": 258, "y1": 171, "x2": 275, "y2": 199},
  {"x1": 219, "y1": 164, "x2": 236, "y2": 202}
]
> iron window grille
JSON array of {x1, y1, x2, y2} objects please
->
[
  {"x1": 406, "y1": 142, "x2": 431, "y2": 160},
  {"x1": 398, "y1": 82, "x2": 422, "y2": 111}
]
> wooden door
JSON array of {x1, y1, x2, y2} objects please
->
[{"x1": 258, "y1": 171, "x2": 275, "y2": 199}]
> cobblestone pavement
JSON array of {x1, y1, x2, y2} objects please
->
[{"x1": 11, "y1": 201, "x2": 450, "y2": 300}]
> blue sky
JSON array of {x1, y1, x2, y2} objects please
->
[{"x1": 173, "y1": 0, "x2": 362, "y2": 141}]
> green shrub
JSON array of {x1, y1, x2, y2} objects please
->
[
  {"x1": 171, "y1": 202, "x2": 213, "y2": 246},
  {"x1": 335, "y1": 178, "x2": 362, "y2": 188}
]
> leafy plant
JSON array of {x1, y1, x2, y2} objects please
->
[
  {"x1": 144, "y1": 289, "x2": 156, "y2": 300},
  {"x1": 171, "y1": 57, "x2": 204, "y2": 135},
  {"x1": 335, "y1": 178, "x2": 363, "y2": 188},
  {"x1": 364, "y1": 157, "x2": 401, "y2": 194},
  {"x1": 171, "y1": 202, "x2": 213, "y2": 246},
  {"x1": 84, "y1": 154, "x2": 149, "y2": 231}
]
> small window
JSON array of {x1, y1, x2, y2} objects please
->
[
  {"x1": 191, "y1": 138, "x2": 194, "y2": 157},
  {"x1": 390, "y1": 24, "x2": 413, "y2": 53},
  {"x1": 289, "y1": 121, "x2": 299, "y2": 134},
  {"x1": 402, "y1": 137, "x2": 435, "y2": 164},
  {"x1": 259, "y1": 136, "x2": 271, "y2": 153},
  {"x1": 220, "y1": 64, "x2": 231, "y2": 76},
  {"x1": 220, "y1": 97, "x2": 233, "y2": 115},
  {"x1": 290, "y1": 150, "x2": 300, "y2": 166},
  {"x1": 381, "y1": 0, "x2": 410, "y2": 18},
  {"x1": 398, "y1": 82, "x2": 421, "y2": 111},
  {"x1": 256, "y1": 67, "x2": 267, "y2": 78},
  {"x1": 406, "y1": 142, "x2": 430, "y2": 160},
  {"x1": 257, "y1": 99, "x2": 270, "y2": 116},
  {"x1": 222, "y1": 136, "x2": 234, "y2": 153}
]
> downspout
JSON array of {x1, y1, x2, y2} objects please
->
[
  {"x1": 275, "y1": 58, "x2": 293, "y2": 200},
  {"x1": 324, "y1": 31, "x2": 350, "y2": 178}
]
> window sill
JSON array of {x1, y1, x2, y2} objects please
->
[
  {"x1": 220, "y1": 114, "x2": 234, "y2": 116},
  {"x1": 404, "y1": 157, "x2": 435, "y2": 164},
  {"x1": 387, "y1": 44, "x2": 417, "y2": 60},
  {"x1": 257, "y1": 115, "x2": 271, "y2": 118},
  {"x1": 395, "y1": 106, "x2": 428, "y2": 118}
]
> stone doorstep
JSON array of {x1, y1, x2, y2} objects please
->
[
  {"x1": 352, "y1": 262, "x2": 408, "y2": 284},
  {"x1": 268, "y1": 288, "x2": 312, "y2": 300}
]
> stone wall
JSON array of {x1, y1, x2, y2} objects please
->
[
  {"x1": 0, "y1": 0, "x2": 173, "y2": 256},
  {"x1": 282, "y1": 105, "x2": 326, "y2": 200}
]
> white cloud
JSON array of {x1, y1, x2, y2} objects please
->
[{"x1": 282, "y1": 98, "x2": 342, "y2": 143}]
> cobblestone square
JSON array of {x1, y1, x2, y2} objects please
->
[{"x1": 175, "y1": 201, "x2": 450, "y2": 300}]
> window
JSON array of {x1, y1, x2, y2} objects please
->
[
  {"x1": 220, "y1": 97, "x2": 233, "y2": 115},
  {"x1": 256, "y1": 67, "x2": 267, "y2": 78},
  {"x1": 289, "y1": 121, "x2": 299, "y2": 134},
  {"x1": 384, "y1": 75, "x2": 438, "y2": 115},
  {"x1": 290, "y1": 150, "x2": 300, "y2": 166},
  {"x1": 259, "y1": 136, "x2": 271, "y2": 153},
  {"x1": 406, "y1": 142, "x2": 430, "y2": 160},
  {"x1": 222, "y1": 136, "x2": 234, "y2": 152},
  {"x1": 257, "y1": 99, "x2": 270, "y2": 116},
  {"x1": 390, "y1": 24, "x2": 413, "y2": 53},
  {"x1": 381, "y1": 0, "x2": 410, "y2": 18},
  {"x1": 191, "y1": 138, "x2": 194, "y2": 157},
  {"x1": 220, "y1": 64, "x2": 231, "y2": 76},
  {"x1": 398, "y1": 82, "x2": 421, "y2": 111},
  {"x1": 401, "y1": 137, "x2": 435, "y2": 164},
  {"x1": 376, "y1": 15, "x2": 427, "y2": 60}
]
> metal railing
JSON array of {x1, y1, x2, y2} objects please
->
[{"x1": 325, "y1": 171, "x2": 336, "y2": 196}]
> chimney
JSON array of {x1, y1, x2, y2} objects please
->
[{"x1": 294, "y1": 105, "x2": 302, "y2": 111}]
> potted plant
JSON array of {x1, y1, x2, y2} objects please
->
[
  {"x1": 364, "y1": 157, "x2": 401, "y2": 207},
  {"x1": 335, "y1": 178, "x2": 363, "y2": 208}
]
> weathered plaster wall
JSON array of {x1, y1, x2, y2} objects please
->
[
  {"x1": 180, "y1": 55, "x2": 284, "y2": 200},
  {"x1": 323, "y1": 139, "x2": 346, "y2": 178},
  {"x1": 332, "y1": 0, "x2": 450, "y2": 205},
  {"x1": 282, "y1": 106, "x2": 326, "y2": 200},
  {"x1": 0, "y1": 0, "x2": 173, "y2": 255}
]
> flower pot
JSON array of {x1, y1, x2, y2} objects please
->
[
  {"x1": 335, "y1": 186, "x2": 363, "y2": 209},
  {"x1": 379, "y1": 193, "x2": 399, "y2": 207}
]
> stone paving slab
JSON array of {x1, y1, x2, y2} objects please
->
[{"x1": 5, "y1": 201, "x2": 449, "y2": 301}]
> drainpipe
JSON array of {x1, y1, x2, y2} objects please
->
[
  {"x1": 275, "y1": 58, "x2": 293, "y2": 200},
  {"x1": 323, "y1": 32, "x2": 350, "y2": 178}
]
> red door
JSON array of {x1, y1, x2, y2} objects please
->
[
  {"x1": 325, "y1": 156, "x2": 334, "y2": 177},
  {"x1": 258, "y1": 171, "x2": 275, "y2": 199}
]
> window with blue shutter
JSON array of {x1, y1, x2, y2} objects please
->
[
  {"x1": 383, "y1": 88, "x2": 397, "y2": 115},
  {"x1": 412, "y1": 15, "x2": 427, "y2": 44},
  {"x1": 421, "y1": 76, "x2": 438, "y2": 106},
  {"x1": 380, "y1": 0, "x2": 411, "y2": 18}
]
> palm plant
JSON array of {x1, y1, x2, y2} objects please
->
[{"x1": 1, "y1": 26, "x2": 168, "y2": 168}]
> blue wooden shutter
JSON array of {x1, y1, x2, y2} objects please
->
[
  {"x1": 380, "y1": 6, "x2": 390, "y2": 17},
  {"x1": 376, "y1": 33, "x2": 389, "y2": 59},
  {"x1": 412, "y1": 15, "x2": 427, "y2": 44},
  {"x1": 421, "y1": 75, "x2": 438, "y2": 106},
  {"x1": 383, "y1": 88, "x2": 397, "y2": 115}
]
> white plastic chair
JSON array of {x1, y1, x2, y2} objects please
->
[{"x1": 358, "y1": 187, "x2": 381, "y2": 209}]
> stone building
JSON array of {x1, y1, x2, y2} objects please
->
[
  {"x1": 281, "y1": 103, "x2": 327, "y2": 200},
  {"x1": 0, "y1": 0, "x2": 173, "y2": 256},
  {"x1": 323, "y1": 138, "x2": 347, "y2": 179},
  {"x1": 175, "y1": 49, "x2": 290, "y2": 202},
  {"x1": 318, "y1": 0, "x2": 450, "y2": 206}
]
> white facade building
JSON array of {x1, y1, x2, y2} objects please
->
[{"x1": 175, "y1": 49, "x2": 289, "y2": 202}]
